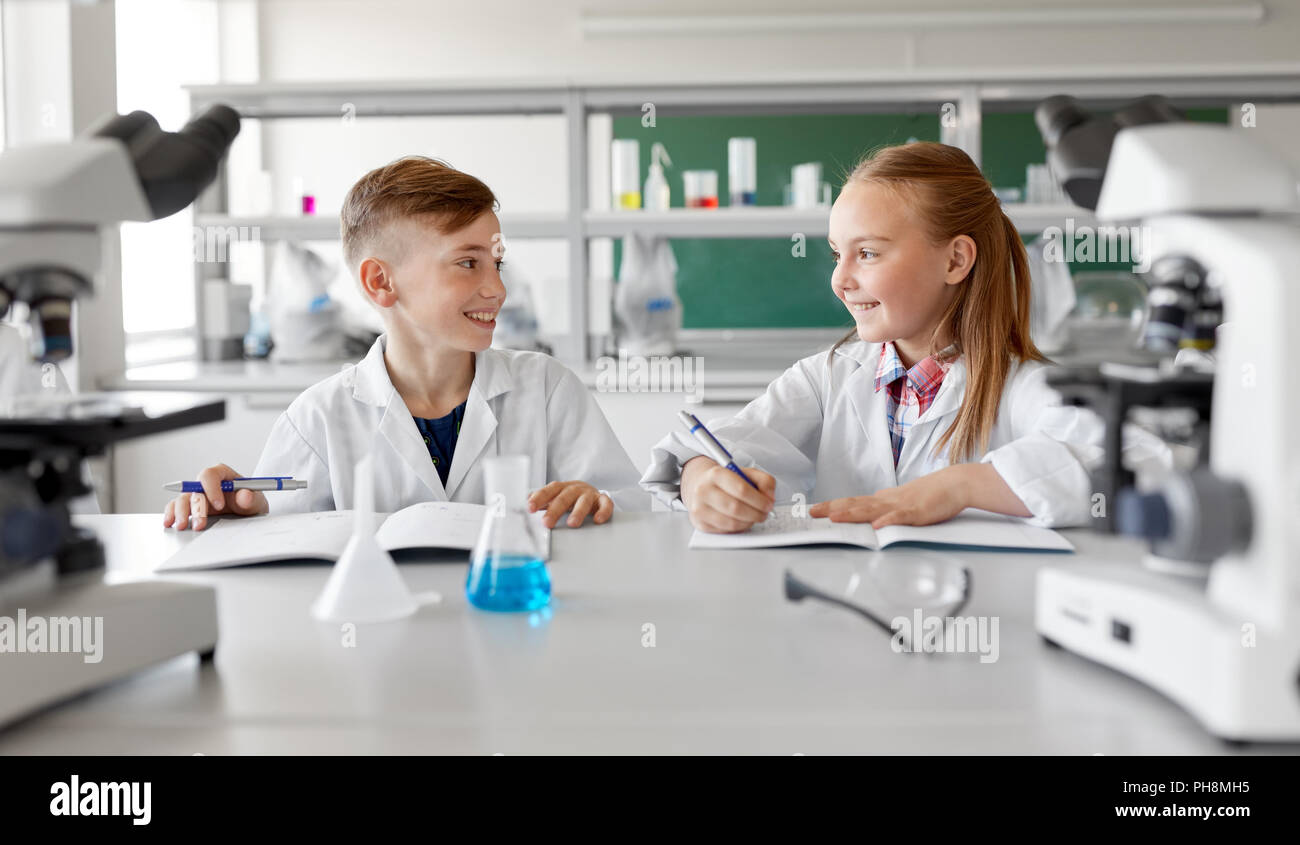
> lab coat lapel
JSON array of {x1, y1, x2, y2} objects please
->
[
  {"x1": 378, "y1": 395, "x2": 445, "y2": 500},
  {"x1": 444, "y1": 349, "x2": 512, "y2": 500},
  {"x1": 355, "y1": 335, "x2": 445, "y2": 500},
  {"x1": 897, "y1": 360, "x2": 966, "y2": 478},
  {"x1": 841, "y1": 344, "x2": 898, "y2": 489}
]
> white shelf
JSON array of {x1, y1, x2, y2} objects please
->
[
  {"x1": 187, "y1": 65, "x2": 1300, "y2": 116},
  {"x1": 585, "y1": 207, "x2": 831, "y2": 239},
  {"x1": 200, "y1": 205, "x2": 1099, "y2": 243},
  {"x1": 195, "y1": 213, "x2": 571, "y2": 241},
  {"x1": 1002, "y1": 203, "x2": 1097, "y2": 233},
  {"x1": 586, "y1": 205, "x2": 1096, "y2": 238},
  {"x1": 204, "y1": 209, "x2": 831, "y2": 240}
]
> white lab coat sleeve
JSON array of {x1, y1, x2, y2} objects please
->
[
  {"x1": 253, "y1": 409, "x2": 335, "y2": 515},
  {"x1": 981, "y1": 365, "x2": 1099, "y2": 528},
  {"x1": 981, "y1": 364, "x2": 1174, "y2": 528},
  {"x1": 544, "y1": 366, "x2": 648, "y2": 511},
  {"x1": 639, "y1": 357, "x2": 824, "y2": 509}
]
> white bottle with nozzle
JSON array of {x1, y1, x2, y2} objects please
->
[{"x1": 643, "y1": 143, "x2": 672, "y2": 211}]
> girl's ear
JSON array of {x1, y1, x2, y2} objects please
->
[
  {"x1": 359, "y1": 257, "x2": 398, "y2": 308},
  {"x1": 945, "y1": 235, "x2": 977, "y2": 285}
]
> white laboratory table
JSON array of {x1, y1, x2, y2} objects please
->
[{"x1": 0, "y1": 512, "x2": 1288, "y2": 755}]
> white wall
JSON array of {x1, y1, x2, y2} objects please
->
[
  {"x1": 1232, "y1": 102, "x2": 1300, "y2": 175},
  {"x1": 254, "y1": 0, "x2": 1300, "y2": 82}
]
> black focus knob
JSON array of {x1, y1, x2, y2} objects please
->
[
  {"x1": 1117, "y1": 489, "x2": 1172, "y2": 541},
  {"x1": 1, "y1": 507, "x2": 62, "y2": 563}
]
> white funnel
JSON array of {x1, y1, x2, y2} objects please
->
[{"x1": 311, "y1": 454, "x2": 419, "y2": 623}]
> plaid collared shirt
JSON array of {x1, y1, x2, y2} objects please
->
[{"x1": 875, "y1": 341, "x2": 954, "y2": 467}]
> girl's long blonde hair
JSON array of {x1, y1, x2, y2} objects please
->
[{"x1": 831, "y1": 141, "x2": 1047, "y2": 463}]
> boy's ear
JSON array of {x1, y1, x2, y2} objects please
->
[
  {"x1": 358, "y1": 256, "x2": 398, "y2": 308},
  {"x1": 945, "y1": 235, "x2": 977, "y2": 285}
]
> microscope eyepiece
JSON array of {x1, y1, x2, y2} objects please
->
[
  {"x1": 1035, "y1": 93, "x2": 1188, "y2": 212},
  {"x1": 1114, "y1": 95, "x2": 1184, "y2": 128},
  {"x1": 1035, "y1": 95, "x2": 1089, "y2": 147},
  {"x1": 179, "y1": 105, "x2": 241, "y2": 157},
  {"x1": 106, "y1": 103, "x2": 242, "y2": 220},
  {"x1": 91, "y1": 110, "x2": 162, "y2": 150}
]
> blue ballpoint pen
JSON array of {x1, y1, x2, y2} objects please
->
[
  {"x1": 677, "y1": 411, "x2": 761, "y2": 491},
  {"x1": 162, "y1": 476, "x2": 307, "y2": 493}
]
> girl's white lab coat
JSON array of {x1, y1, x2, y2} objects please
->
[
  {"x1": 255, "y1": 335, "x2": 645, "y2": 514},
  {"x1": 641, "y1": 340, "x2": 1170, "y2": 528}
]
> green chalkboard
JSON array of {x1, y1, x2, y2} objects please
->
[
  {"x1": 611, "y1": 112, "x2": 940, "y2": 330},
  {"x1": 612, "y1": 107, "x2": 1229, "y2": 329}
]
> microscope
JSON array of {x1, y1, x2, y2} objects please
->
[
  {"x1": 0, "y1": 106, "x2": 239, "y2": 725},
  {"x1": 1033, "y1": 95, "x2": 1300, "y2": 742}
]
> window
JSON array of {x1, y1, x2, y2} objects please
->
[{"x1": 115, "y1": 0, "x2": 220, "y2": 362}]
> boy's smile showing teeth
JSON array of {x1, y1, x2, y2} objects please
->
[{"x1": 465, "y1": 310, "x2": 498, "y2": 327}]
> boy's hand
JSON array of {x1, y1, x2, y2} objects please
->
[
  {"x1": 163, "y1": 463, "x2": 269, "y2": 531},
  {"x1": 528, "y1": 481, "x2": 613, "y2": 528},
  {"x1": 809, "y1": 467, "x2": 967, "y2": 529},
  {"x1": 680, "y1": 456, "x2": 776, "y2": 534}
]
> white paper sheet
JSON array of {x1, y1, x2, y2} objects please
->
[
  {"x1": 158, "y1": 511, "x2": 375, "y2": 571},
  {"x1": 373, "y1": 501, "x2": 487, "y2": 551},
  {"x1": 688, "y1": 507, "x2": 1073, "y2": 552},
  {"x1": 157, "y1": 500, "x2": 553, "y2": 571}
]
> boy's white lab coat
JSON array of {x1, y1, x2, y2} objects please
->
[
  {"x1": 641, "y1": 340, "x2": 1170, "y2": 528},
  {"x1": 255, "y1": 334, "x2": 645, "y2": 513}
]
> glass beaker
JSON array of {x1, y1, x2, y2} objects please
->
[
  {"x1": 466, "y1": 455, "x2": 551, "y2": 612},
  {"x1": 683, "y1": 170, "x2": 719, "y2": 208}
]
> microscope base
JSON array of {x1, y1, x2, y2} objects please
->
[
  {"x1": 1, "y1": 578, "x2": 217, "y2": 727},
  {"x1": 1036, "y1": 561, "x2": 1300, "y2": 743}
]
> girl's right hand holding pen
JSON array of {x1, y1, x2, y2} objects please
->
[
  {"x1": 680, "y1": 456, "x2": 776, "y2": 534},
  {"x1": 163, "y1": 463, "x2": 270, "y2": 531}
]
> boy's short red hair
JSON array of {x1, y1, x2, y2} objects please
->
[{"x1": 341, "y1": 155, "x2": 498, "y2": 271}]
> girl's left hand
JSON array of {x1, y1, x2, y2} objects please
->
[
  {"x1": 528, "y1": 480, "x2": 614, "y2": 528},
  {"x1": 809, "y1": 467, "x2": 967, "y2": 528}
]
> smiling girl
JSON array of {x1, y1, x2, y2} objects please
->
[{"x1": 642, "y1": 141, "x2": 1168, "y2": 533}]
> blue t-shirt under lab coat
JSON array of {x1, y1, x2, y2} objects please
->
[{"x1": 412, "y1": 401, "x2": 467, "y2": 488}]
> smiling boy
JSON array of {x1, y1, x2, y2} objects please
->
[{"x1": 165, "y1": 156, "x2": 642, "y2": 530}]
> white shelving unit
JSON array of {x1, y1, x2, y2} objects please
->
[
  {"x1": 194, "y1": 212, "x2": 571, "y2": 241},
  {"x1": 187, "y1": 68, "x2": 1300, "y2": 364},
  {"x1": 198, "y1": 204, "x2": 1095, "y2": 244}
]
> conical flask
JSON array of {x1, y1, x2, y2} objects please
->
[{"x1": 466, "y1": 455, "x2": 551, "y2": 612}]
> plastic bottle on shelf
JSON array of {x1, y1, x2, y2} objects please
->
[
  {"x1": 611, "y1": 139, "x2": 641, "y2": 210},
  {"x1": 728, "y1": 137, "x2": 756, "y2": 206},
  {"x1": 643, "y1": 142, "x2": 672, "y2": 211}
]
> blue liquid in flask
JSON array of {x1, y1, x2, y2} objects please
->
[{"x1": 466, "y1": 554, "x2": 552, "y2": 612}]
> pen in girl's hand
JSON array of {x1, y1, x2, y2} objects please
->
[{"x1": 677, "y1": 411, "x2": 761, "y2": 491}]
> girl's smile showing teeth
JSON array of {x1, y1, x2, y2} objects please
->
[
  {"x1": 465, "y1": 310, "x2": 498, "y2": 327},
  {"x1": 848, "y1": 300, "x2": 880, "y2": 312}
]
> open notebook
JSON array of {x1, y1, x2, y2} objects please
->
[
  {"x1": 157, "y1": 502, "x2": 550, "y2": 572},
  {"x1": 688, "y1": 507, "x2": 1074, "y2": 552}
]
